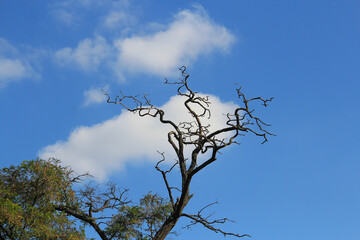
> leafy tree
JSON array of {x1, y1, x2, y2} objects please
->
[
  {"x1": 0, "y1": 159, "x2": 84, "y2": 239},
  {"x1": 0, "y1": 159, "x2": 172, "y2": 240},
  {"x1": 0, "y1": 67, "x2": 273, "y2": 239},
  {"x1": 105, "y1": 194, "x2": 172, "y2": 239}
]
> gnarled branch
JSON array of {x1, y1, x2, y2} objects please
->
[{"x1": 104, "y1": 66, "x2": 273, "y2": 240}]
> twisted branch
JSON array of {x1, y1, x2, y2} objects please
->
[
  {"x1": 181, "y1": 202, "x2": 250, "y2": 238},
  {"x1": 103, "y1": 66, "x2": 274, "y2": 239}
]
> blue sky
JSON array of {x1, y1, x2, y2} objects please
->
[{"x1": 1, "y1": 0, "x2": 360, "y2": 239}]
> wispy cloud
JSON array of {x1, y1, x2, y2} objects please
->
[
  {"x1": 54, "y1": 35, "x2": 111, "y2": 71},
  {"x1": 0, "y1": 38, "x2": 39, "y2": 88},
  {"x1": 39, "y1": 94, "x2": 237, "y2": 181},
  {"x1": 83, "y1": 86, "x2": 109, "y2": 106},
  {"x1": 50, "y1": 0, "x2": 131, "y2": 26},
  {"x1": 102, "y1": 10, "x2": 136, "y2": 29},
  {"x1": 51, "y1": 9, "x2": 76, "y2": 25},
  {"x1": 0, "y1": 38, "x2": 17, "y2": 55}
]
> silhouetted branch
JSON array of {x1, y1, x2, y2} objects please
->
[
  {"x1": 155, "y1": 152, "x2": 179, "y2": 209},
  {"x1": 181, "y1": 201, "x2": 250, "y2": 238},
  {"x1": 104, "y1": 66, "x2": 273, "y2": 240}
]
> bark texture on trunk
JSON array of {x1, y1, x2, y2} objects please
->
[
  {"x1": 153, "y1": 192, "x2": 191, "y2": 240},
  {"x1": 153, "y1": 215, "x2": 179, "y2": 240}
]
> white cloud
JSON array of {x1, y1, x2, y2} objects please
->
[
  {"x1": 0, "y1": 38, "x2": 38, "y2": 88},
  {"x1": 54, "y1": 36, "x2": 111, "y2": 71},
  {"x1": 113, "y1": 7, "x2": 235, "y2": 76},
  {"x1": 39, "y1": 94, "x2": 238, "y2": 181},
  {"x1": 83, "y1": 86, "x2": 109, "y2": 106},
  {"x1": 52, "y1": 7, "x2": 234, "y2": 80}
]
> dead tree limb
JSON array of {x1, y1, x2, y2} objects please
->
[{"x1": 104, "y1": 66, "x2": 273, "y2": 239}]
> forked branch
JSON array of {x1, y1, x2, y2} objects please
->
[
  {"x1": 181, "y1": 202, "x2": 250, "y2": 238},
  {"x1": 103, "y1": 66, "x2": 273, "y2": 240}
]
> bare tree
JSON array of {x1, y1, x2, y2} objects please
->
[{"x1": 103, "y1": 66, "x2": 274, "y2": 239}]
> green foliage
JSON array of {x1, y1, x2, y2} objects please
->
[
  {"x1": 0, "y1": 159, "x2": 84, "y2": 239},
  {"x1": 105, "y1": 194, "x2": 172, "y2": 240},
  {"x1": 0, "y1": 159, "x2": 172, "y2": 240}
]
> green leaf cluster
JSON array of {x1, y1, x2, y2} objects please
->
[
  {"x1": 0, "y1": 159, "x2": 84, "y2": 239},
  {"x1": 0, "y1": 159, "x2": 173, "y2": 240},
  {"x1": 105, "y1": 194, "x2": 172, "y2": 240}
]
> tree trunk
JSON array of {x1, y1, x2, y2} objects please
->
[
  {"x1": 153, "y1": 214, "x2": 180, "y2": 240},
  {"x1": 153, "y1": 191, "x2": 191, "y2": 240}
]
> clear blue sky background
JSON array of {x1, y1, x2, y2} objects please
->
[{"x1": 1, "y1": 1, "x2": 359, "y2": 239}]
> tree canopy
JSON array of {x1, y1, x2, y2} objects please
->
[
  {"x1": 0, "y1": 159, "x2": 172, "y2": 240},
  {"x1": 0, "y1": 159, "x2": 84, "y2": 239}
]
